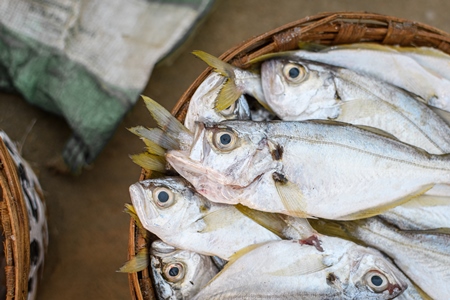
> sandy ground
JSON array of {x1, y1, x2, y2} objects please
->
[{"x1": 1, "y1": 0, "x2": 450, "y2": 299}]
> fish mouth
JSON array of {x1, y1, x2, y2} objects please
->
[
  {"x1": 129, "y1": 182, "x2": 158, "y2": 226},
  {"x1": 166, "y1": 150, "x2": 237, "y2": 186}
]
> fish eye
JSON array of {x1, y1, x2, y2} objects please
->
[
  {"x1": 282, "y1": 63, "x2": 307, "y2": 83},
  {"x1": 213, "y1": 129, "x2": 238, "y2": 151},
  {"x1": 365, "y1": 271, "x2": 389, "y2": 292},
  {"x1": 163, "y1": 262, "x2": 185, "y2": 283},
  {"x1": 153, "y1": 187, "x2": 175, "y2": 208},
  {"x1": 220, "y1": 101, "x2": 236, "y2": 117}
]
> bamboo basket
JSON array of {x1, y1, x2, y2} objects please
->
[
  {"x1": 127, "y1": 11, "x2": 450, "y2": 299},
  {"x1": 0, "y1": 138, "x2": 30, "y2": 300}
]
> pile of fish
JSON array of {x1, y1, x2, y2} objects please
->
[{"x1": 124, "y1": 43, "x2": 450, "y2": 299}]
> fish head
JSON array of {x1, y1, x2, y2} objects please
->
[
  {"x1": 346, "y1": 246, "x2": 408, "y2": 299},
  {"x1": 261, "y1": 58, "x2": 337, "y2": 120},
  {"x1": 129, "y1": 177, "x2": 208, "y2": 236},
  {"x1": 184, "y1": 73, "x2": 251, "y2": 132},
  {"x1": 167, "y1": 121, "x2": 277, "y2": 199},
  {"x1": 150, "y1": 240, "x2": 218, "y2": 299}
]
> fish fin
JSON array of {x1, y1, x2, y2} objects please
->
[
  {"x1": 124, "y1": 203, "x2": 145, "y2": 230},
  {"x1": 308, "y1": 219, "x2": 365, "y2": 246},
  {"x1": 235, "y1": 204, "x2": 288, "y2": 238},
  {"x1": 226, "y1": 242, "x2": 268, "y2": 266},
  {"x1": 192, "y1": 50, "x2": 235, "y2": 77},
  {"x1": 128, "y1": 126, "x2": 179, "y2": 150},
  {"x1": 400, "y1": 194, "x2": 450, "y2": 208},
  {"x1": 273, "y1": 172, "x2": 310, "y2": 218},
  {"x1": 143, "y1": 139, "x2": 166, "y2": 156},
  {"x1": 141, "y1": 95, "x2": 192, "y2": 139},
  {"x1": 192, "y1": 50, "x2": 242, "y2": 111},
  {"x1": 340, "y1": 184, "x2": 435, "y2": 220},
  {"x1": 326, "y1": 43, "x2": 398, "y2": 53},
  {"x1": 404, "y1": 227, "x2": 450, "y2": 235},
  {"x1": 215, "y1": 79, "x2": 242, "y2": 111},
  {"x1": 297, "y1": 41, "x2": 328, "y2": 52},
  {"x1": 116, "y1": 248, "x2": 149, "y2": 273},
  {"x1": 197, "y1": 206, "x2": 236, "y2": 233},
  {"x1": 248, "y1": 51, "x2": 297, "y2": 64},
  {"x1": 353, "y1": 125, "x2": 399, "y2": 140},
  {"x1": 130, "y1": 153, "x2": 166, "y2": 173},
  {"x1": 268, "y1": 254, "x2": 326, "y2": 276}
]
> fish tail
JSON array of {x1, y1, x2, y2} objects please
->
[
  {"x1": 192, "y1": 50, "x2": 243, "y2": 111},
  {"x1": 143, "y1": 139, "x2": 166, "y2": 156},
  {"x1": 141, "y1": 96, "x2": 192, "y2": 138},
  {"x1": 128, "y1": 126, "x2": 179, "y2": 150},
  {"x1": 130, "y1": 152, "x2": 167, "y2": 173},
  {"x1": 116, "y1": 248, "x2": 149, "y2": 273}
]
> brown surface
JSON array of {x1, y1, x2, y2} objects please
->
[{"x1": 0, "y1": 1, "x2": 449, "y2": 299}]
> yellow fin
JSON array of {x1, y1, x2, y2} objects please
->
[
  {"x1": 141, "y1": 95, "x2": 192, "y2": 138},
  {"x1": 309, "y1": 219, "x2": 365, "y2": 246},
  {"x1": 130, "y1": 153, "x2": 166, "y2": 173},
  {"x1": 227, "y1": 242, "x2": 267, "y2": 266},
  {"x1": 191, "y1": 50, "x2": 244, "y2": 111},
  {"x1": 192, "y1": 50, "x2": 235, "y2": 77},
  {"x1": 273, "y1": 173, "x2": 310, "y2": 218},
  {"x1": 124, "y1": 203, "x2": 144, "y2": 230},
  {"x1": 215, "y1": 79, "x2": 241, "y2": 111},
  {"x1": 268, "y1": 254, "x2": 326, "y2": 276},
  {"x1": 340, "y1": 184, "x2": 435, "y2": 220},
  {"x1": 235, "y1": 204, "x2": 287, "y2": 238},
  {"x1": 117, "y1": 248, "x2": 149, "y2": 273},
  {"x1": 128, "y1": 126, "x2": 179, "y2": 150},
  {"x1": 248, "y1": 51, "x2": 297, "y2": 64},
  {"x1": 143, "y1": 139, "x2": 166, "y2": 156},
  {"x1": 297, "y1": 41, "x2": 328, "y2": 52}
]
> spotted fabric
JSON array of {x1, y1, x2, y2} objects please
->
[{"x1": 0, "y1": 131, "x2": 48, "y2": 300}]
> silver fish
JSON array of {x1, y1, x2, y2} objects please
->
[
  {"x1": 167, "y1": 120, "x2": 450, "y2": 220},
  {"x1": 310, "y1": 217, "x2": 450, "y2": 300},
  {"x1": 151, "y1": 240, "x2": 218, "y2": 300},
  {"x1": 129, "y1": 176, "x2": 285, "y2": 260},
  {"x1": 184, "y1": 72, "x2": 251, "y2": 132},
  {"x1": 260, "y1": 57, "x2": 450, "y2": 155},
  {"x1": 259, "y1": 43, "x2": 450, "y2": 113},
  {"x1": 193, "y1": 237, "x2": 407, "y2": 299}
]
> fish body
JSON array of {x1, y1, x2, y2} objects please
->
[
  {"x1": 260, "y1": 58, "x2": 450, "y2": 154},
  {"x1": 193, "y1": 237, "x2": 407, "y2": 299},
  {"x1": 129, "y1": 177, "x2": 282, "y2": 260},
  {"x1": 184, "y1": 73, "x2": 251, "y2": 132},
  {"x1": 311, "y1": 218, "x2": 450, "y2": 300},
  {"x1": 380, "y1": 194, "x2": 450, "y2": 230},
  {"x1": 151, "y1": 240, "x2": 219, "y2": 300},
  {"x1": 272, "y1": 43, "x2": 450, "y2": 112},
  {"x1": 167, "y1": 120, "x2": 450, "y2": 220}
]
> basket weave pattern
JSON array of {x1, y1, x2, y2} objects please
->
[
  {"x1": 0, "y1": 138, "x2": 30, "y2": 300},
  {"x1": 127, "y1": 11, "x2": 450, "y2": 300}
]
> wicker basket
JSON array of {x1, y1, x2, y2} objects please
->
[
  {"x1": 1, "y1": 138, "x2": 30, "y2": 300},
  {"x1": 0, "y1": 132, "x2": 48, "y2": 300},
  {"x1": 127, "y1": 11, "x2": 450, "y2": 299}
]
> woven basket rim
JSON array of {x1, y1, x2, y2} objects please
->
[
  {"x1": 127, "y1": 11, "x2": 450, "y2": 300},
  {"x1": 0, "y1": 137, "x2": 31, "y2": 300}
]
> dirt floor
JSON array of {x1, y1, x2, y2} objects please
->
[{"x1": 1, "y1": 0, "x2": 450, "y2": 299}]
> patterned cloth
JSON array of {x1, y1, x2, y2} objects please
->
[{"x1": 0, "y1": 0, "x2": 214, "y2": 173}]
